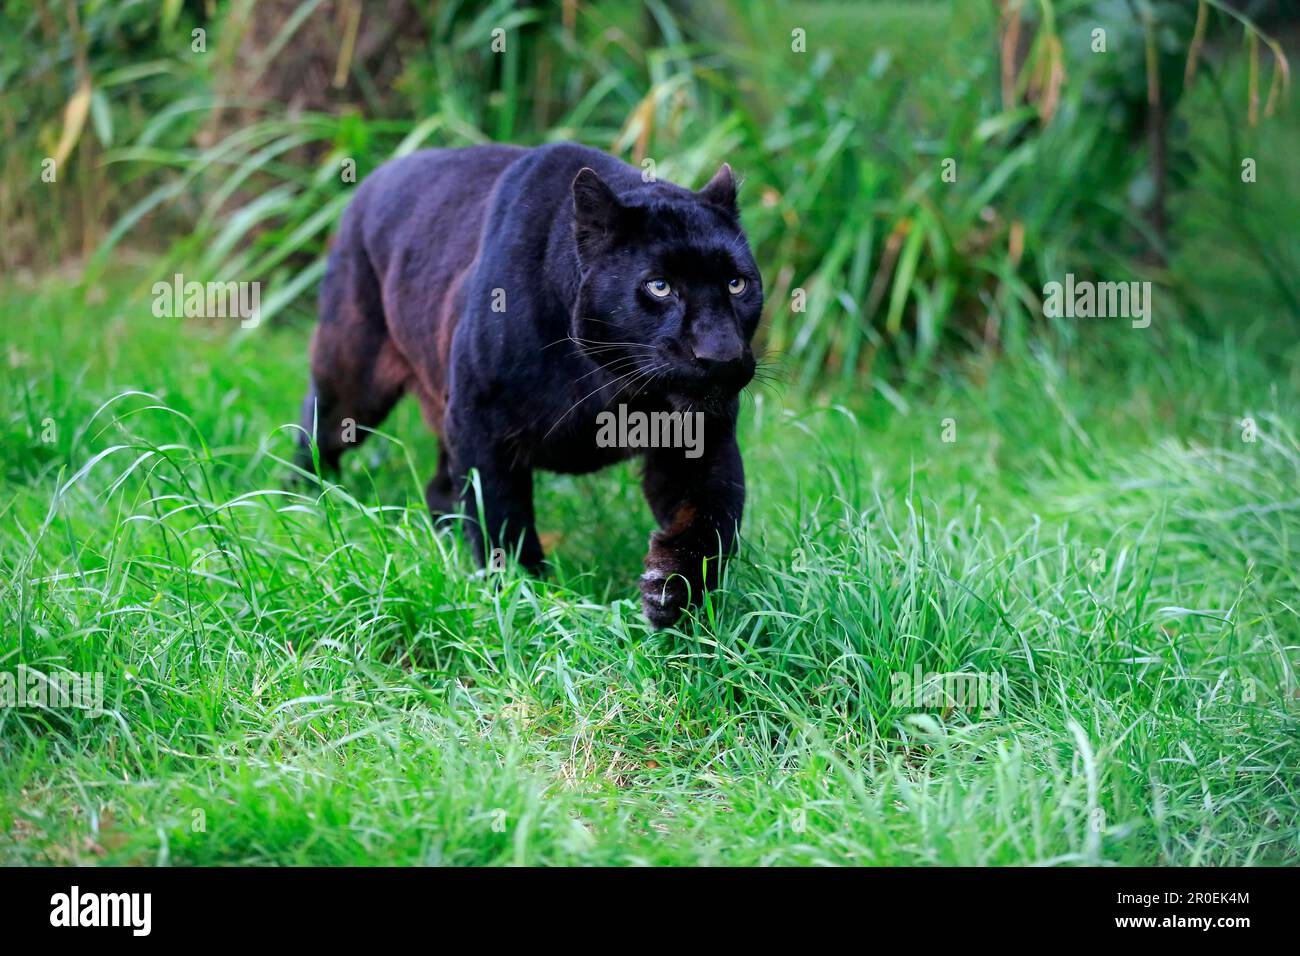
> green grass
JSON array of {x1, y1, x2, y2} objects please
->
[
  {"x1": 3, "y1": 0, "x2": 1296, "y2": 869},
  {"x1": 1, "y1": 269, "x2": 1297, "y2": 865}
]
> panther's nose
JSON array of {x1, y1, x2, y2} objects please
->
[
  {"x1": 691, "y1": 329, "x2": 745, "y2": 368},
  {"x1": 693, "y1": 344, "x2": 745, "y2": 370},
  {"x1": 691, "y1": 332, "x2": 753, "y2": 389}
]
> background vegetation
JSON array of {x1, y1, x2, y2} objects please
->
[{"x1": 1, "y1": 0, "x2": 1297, "y2": 865}]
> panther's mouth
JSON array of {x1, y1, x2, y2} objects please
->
[
  {"x1": 665, "y1": 361, "x2": 754, "y2": 405},
  {"x1": 665, "y1": 382, "x2": 735, "y2": 414}
]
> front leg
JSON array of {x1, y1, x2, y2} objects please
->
[
  {"x1": 450, "y1": 437, "x2": 544, "y2": 574},
  {"x1": 639, "y1": 427, "x2": 745, "y2": 628}
]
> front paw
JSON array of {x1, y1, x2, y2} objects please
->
[
  {"x1": 640, "y1": 566, "x2": 692, "y2": 629},
  {"x1": 640, "y1": 537, "x2": 708, "y2": 629}
]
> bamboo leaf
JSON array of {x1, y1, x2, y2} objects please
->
[{"x1": 52, "y1": 77, "x2": 93, "y2": 168}]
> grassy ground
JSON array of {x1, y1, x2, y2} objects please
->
[{"x1": 1, "y1": 264, "x2": 1297, "y2": 865}]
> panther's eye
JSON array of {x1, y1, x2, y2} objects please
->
[
  {"x1": 645, "y1": 278, "x2": 672, "y2": 298},
  {"x1": 727, "y1": 277, "x2": 747, "y2": 295}
]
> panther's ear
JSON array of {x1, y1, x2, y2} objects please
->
[
  {"x1": 698, "y1": 163, "x2": 737, "y2": 214},
  {"x1": 572, "y1": 167, "x2": 623, "y2": 258}
]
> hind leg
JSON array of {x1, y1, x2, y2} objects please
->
[
  {"x1": 297, "y1": 345, "x2": 407, "y2": 475},
  {"x1": 424, "y1": 439, "x2": 456, "y2": 516},
  {"x1": 297, "y1": 242, "x2": 408, "y2": 474}
]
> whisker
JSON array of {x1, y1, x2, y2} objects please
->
[
  {"x1": 543, "y1": 362, "x2": 657, "y2": 440},
  {"x1": 578, "y1": 316, "x2": 637, "y2": 334},
  {"x1": 573, "y1": 354, "x2": 645, "y2": 383},
  {"x1": 609, "y1": 362, "x2": 668, "y2": 405},
  {"x1": 570, "y1": 339, "x2": 659, "y2": 355}
]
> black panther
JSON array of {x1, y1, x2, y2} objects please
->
[{"x1": 298, "y1": 142, "x2": 762, "y2": 628}]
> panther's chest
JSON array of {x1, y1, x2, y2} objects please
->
[
  {"x1": 525, "y1": 395, "x2": 706, "y2": 475},
  {"x1": 525, "y1": 416, "x2": 644, "y2": 474}
]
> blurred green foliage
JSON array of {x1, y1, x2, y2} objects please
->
[{"x1": 2, "y1": 0, "x2": 1295, "y2": 387}]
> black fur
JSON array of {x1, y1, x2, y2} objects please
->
[{"x1": 299, "y1": 142, "x2": 762, "y2": 628}]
